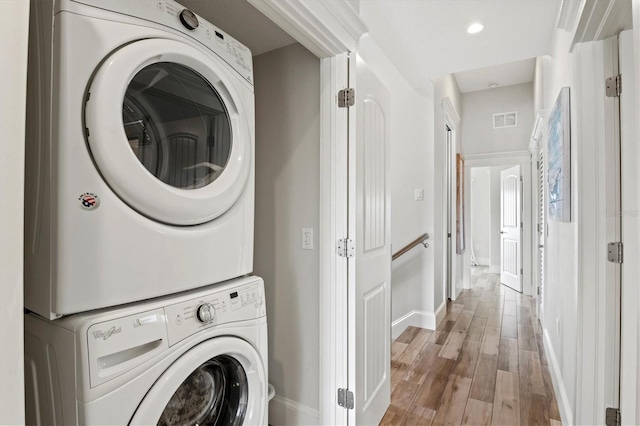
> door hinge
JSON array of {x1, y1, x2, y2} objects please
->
[
  {"x1": 607, "y1": 242, "x2": 623, "y2": 264},
  {"x1": 337, "y1": 238, "x2": 355, "y2": 258},
  {"x1": 338, "y1": 88, "x2": 355, "y2": 108},
  {"x1": 537, "y1": 286, "x2": 541, "y2": 295},
  {"x1": 520, "y1": 268, "x2": 523, "y2": 275},
  {"x1": 536, "y1": 160, "x2": 540, "y2": 170},
  {"x1": 337, "y1": 388, "x2": 354, "y2": 409},
  {"x1": 605, "y1": 407, "x2": 620, "y2": 426},
  {"x1": 606, "y1": 74, "x2": 622, "y2": 97}
]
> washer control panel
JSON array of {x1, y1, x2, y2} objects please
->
[{"x1": 164, "y1": 281, "x2": 264, "y2": 346}]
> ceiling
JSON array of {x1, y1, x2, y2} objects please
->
[
  {"x1": 177, "y1": 0, "x2": 560, "y2": 94},
  {"x1": 454, "y1": 58, "x2": 536, "y2": 93},
  {"x1": 359, "y1": 0, "x2": 561, "y2": 92}
]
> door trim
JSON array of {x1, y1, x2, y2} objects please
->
[
  {"x1": 463, "y1": 151, "x2": 534, "y2": 296},
  {"x1": 529, "y1": 111, "x2": 546, "y2": 322},
  {"x1": 441, "y1": 98, "x2": 460, "y2": 301},
  {"x1": 245, "y1": 3, "x2": 368, "y2": 425},
  {"x1": 319, "y1": 53, "x2": 350, "y2": 426}
]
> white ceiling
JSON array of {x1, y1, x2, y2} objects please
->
[
  {"x1": 176, "y1": 0, "x2": 559, "y2": 94},
  {"x1": 454, "y1": 58, "x2": 536, "y2": 93},
  {"x1": 359, "y1": 0, "x2": 561, "y2": 92},
  {"x1": 176, "y1": 0, "x2": 296, "y2": 56}
]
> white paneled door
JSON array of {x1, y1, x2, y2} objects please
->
[
  {"x1": 500, "y1": 165, "x2": 522, "y2": 292},
  {"x1": 349, "y1": 54, "x2": 391, "y2": 426}
]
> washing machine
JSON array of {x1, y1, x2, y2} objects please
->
[
  {"x1": 25, "y1": 275, "x2": 268, "y2": 425},
  {"x1": 24, "y1": 0, "x2": 255, "y2": 319}
]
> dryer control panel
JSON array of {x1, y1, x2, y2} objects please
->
[
  {"x1": 65, "y1": 0, "x2": 254, "y2": 84},
  {"x1": 164, "y1": 281, "x2": 264, "y2": 347}
]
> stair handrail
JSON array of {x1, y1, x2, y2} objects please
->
[{"x1": 392, "y1": 233, "x2": 430, "y2": 261}]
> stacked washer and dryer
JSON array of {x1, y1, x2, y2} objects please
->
[{"x1": 23, "y1": 0, "x2": 267, "y2": 424}]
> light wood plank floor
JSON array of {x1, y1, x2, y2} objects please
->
[{"x1": 380, "y1": 267, "x2": 561, "y2": 426}]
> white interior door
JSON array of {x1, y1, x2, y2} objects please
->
[
  {"x1": 500, "y1": 165, "x2": 522, "y2": 291},
  {"x1": 348, "y1": 54, "x2": 391, "y2": 426}
]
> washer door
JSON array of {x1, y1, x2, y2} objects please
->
[
  {"x1": 130, "y1": 337, "x2": 266, "y2": 425},
  {"x1": 85, "y1": 38, "x2": 251, "y2": 226}
]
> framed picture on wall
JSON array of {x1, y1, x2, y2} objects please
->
[
  {"x1": 456, "y1": 153, "x2": 465, "y2": 254},
  {"x1": 548, "y1": 86, "x2": 571, "y2": 222}
]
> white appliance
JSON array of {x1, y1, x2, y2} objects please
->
[
  {"x1": 25, "y1": 275, "x2": 268, "y2": 425},
  {"x1": 24, "y1": 0, "x2": 255, "y2": 319}
]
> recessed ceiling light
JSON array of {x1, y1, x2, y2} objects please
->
[
  {"x1": 488, "y1": 82, "x2": 498, "y2": 89},
  {"x1": 467, "y1": 23, "x2": 484, "y2": 34}
]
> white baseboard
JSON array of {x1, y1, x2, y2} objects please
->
[
  {"x1": 269, "y1": 395, "x2": 319, "y2": 426},
  {"x1": 391, "y1": 310, "x2": 436, "y2": 339},
  {"x1": 489, "y1": 265, "x2": 500, "y2": 274},
  {"x1": 543, "y1": 329, "x2": 573, "y2": 426}
]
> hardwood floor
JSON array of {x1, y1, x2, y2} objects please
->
[{"x1": 380, "y1": 267, "x2": 561, "y2": 426}]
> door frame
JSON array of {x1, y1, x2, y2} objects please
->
[
  {"x1": 529, "y1": 111, "x2": 546, "y2": 322},
  {"x1": 462, "y1": 151, "x2": 533, "y2": 296},
  {"x1": 246, "y1": 2, "x2": 367, "y2": 424},
  {"x1": 441, "y1": 99, "x2": 460, "y2": 301},
  {"x1": 619, "y1": 27, "x2": 639, "y2": 426}
]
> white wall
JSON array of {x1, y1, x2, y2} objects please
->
[
  {"x1": 632, "y1": 5, "x2": 640, "y2": 424},
  {"x1": 357, "y1": 36, "x2": 436, "y2": 335},
  {"x1": 0, "y1": 1, "x2": 29, "y2": 424},
  {"x1": 470, "y1": 168, "x2": 491, "y2": 265},
  {"x1": 462, "y1": 83, "x2": 534, "y2": 155},
  {"x1": 253, "y1": 43, "x2": 321, "y2": 422},
  {"x1": 536, "y1": 20, "x2": 640, "y2": 424},
  {"x1": 432, "y1": 75, "x2": 463, "y2": 309},
  {"x1": 534, "y1": 57, "x2": 545, "y2": 112},
  {"x1": 537, "y1": 28, "x2": 579, "y2": 424},
  {"x1": 620, "y1": 19, "x2": 640, "y2": 424}
]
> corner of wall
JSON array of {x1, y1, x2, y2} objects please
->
[{"x1": 0, "y1": 1, "x2": 29, "y2": 424}]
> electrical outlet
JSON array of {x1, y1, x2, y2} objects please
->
[{"x1": 302, "y1": 228, "x2": 313, "y2": 250}]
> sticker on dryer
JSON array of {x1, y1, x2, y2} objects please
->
[{"x1": 78, "y1": 192, "x2": 100, "y2": 210}]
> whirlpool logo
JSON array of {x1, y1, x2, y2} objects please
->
[{"x1": 92, "y1": 326, "x2": 122, "y2": 340}]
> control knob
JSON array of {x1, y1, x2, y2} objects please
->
[
  {"x1": 196, "y1": 303, "x2": 215, "y2": 323},
  {"x1": 179, "y1": 9, "x2": 199, "y2": 30}
]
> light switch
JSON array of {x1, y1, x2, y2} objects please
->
[{"x1": 414, "y1": 188, "x2": 424, "y2": 201}]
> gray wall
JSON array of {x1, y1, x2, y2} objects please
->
[
  {"x1": 0, "y1": 1, "x2": 28, "y2": 423},
  {"x1": 253, "y1": 43, "x2": 320, "y2": 412},
  {"x1": 470, "y1": 167, "x2": 491, "y2": 264},
  {"x1": 462, "y1": 83, "x2": 534, "y2": 155}
]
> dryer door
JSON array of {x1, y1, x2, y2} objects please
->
[
  {"x1": 85, "y1": 38, "x2": 251, "y2": 226},
  {"x1": 130, "y1": 337, "x2": 266, "y2": 425}
]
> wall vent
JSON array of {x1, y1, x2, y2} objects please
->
[{"x1": 493, "y1": 112, "x2": 518, "y2": 129}]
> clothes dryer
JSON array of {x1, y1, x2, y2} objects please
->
[
  {"x1": 25, "y1": 275, "x2": 268, "y2": 425},
  {"x1": 25, "y1": 0, "x2": 255, "y2": 318}
]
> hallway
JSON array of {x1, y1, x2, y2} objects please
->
[{"x1": 380, "y1": 267, "x2": 561, "y2": 425}]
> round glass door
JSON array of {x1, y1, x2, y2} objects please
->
[
  {"x1": 158, "y1": 355, "x2": 247, "y2": 426},
  {"x1": 123, "y1": 63, "x2": 231, "y2": 190},
  {"x1": 85, "y1": 39, "x2": 251, "y2": 225},
  {"x1": 129, "y1": 337, "x2": 266, "y2": 426}
]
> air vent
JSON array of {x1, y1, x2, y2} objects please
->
[{"x1": 493, "y1": 112, "x2": 518, "y2": 129}]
